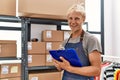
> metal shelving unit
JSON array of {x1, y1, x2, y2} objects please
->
[
  {"x1": 21, "y1": 17, "x2": 66, "y2": 80},
  {"x1": 0, "y1": 15, "x2": 21, "y2": 59},
  {"x1": 0, "y1": 15, "x2": 23, "y2": 79}
]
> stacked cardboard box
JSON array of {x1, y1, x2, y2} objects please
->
[
  {"x1": 0, "y1": 0, "x2": 16, "y2": 16},
  {"x1": 0, "y1": 63, "x2": 21, "y2": 79},
  {"x1": 29, "y1": 71, "x2": 62, "y2": 80},
  {"x1": 45, "y1": 42, "x2": 61, "y2": 66},
  {"x1": 0, "y1": 40, "x2": 17, "y2": 58},
  {"x1": 27, "y1": 42, "x2": 46, "y2": 67},
  {"x1": 0, "y1": 77, "x2": 21, "y2": 80},
  {"x1": 42, "y1": 30, "x2": 64, "y2": 66},
  {"x1": 27, "y1": 30, "x2": 64, "y2": 67},
  {"x1": 42, "y1": 30, "x2": 64, "y2": 42},
  {"x1": 27, "y1": 30, "x2": 70, "y2": 79}
]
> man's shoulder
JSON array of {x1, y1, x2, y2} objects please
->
[{"x1": 84, "y1": 32, "x2": 98, "y2": 41}]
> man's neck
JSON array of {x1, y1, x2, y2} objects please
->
[{"x1": 72, "y1": 29, "x2": 83, "y2": 38}]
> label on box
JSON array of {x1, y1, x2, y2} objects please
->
[
  {"x1": 46, "y1": 42, "x2": 52, "y2": 50},
  {"x1": 1, "y1": 66, "x2": 9, "y2": 74},
  {"x1": 31, "y1": 77, "x2": 39, "y2": 80},
  {"x1": 46, "y1": 31, "x2": 52, "y2": 38},
  {"x1": 10, "y1": 66, "x2": 18, "y2": 73},
  {"x1": 28, "y1": 55, "x2": 32, "y2": 63},
  {"x1": 31, "y1": 77, "x2": 38, "y2": 80},
  {"x1": 28, "y1": 42, "x2": 32, "y2": 50},
  {"x1": 46, "y1": 55, "x2": 53, "y2": 62}
]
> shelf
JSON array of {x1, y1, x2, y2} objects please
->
[
  {"x1": 0, "y1": 26, "x2": 21, "y2": 31},
  {"x1": 0, "y1": 57, "x2": 21, "y2": 60},
  {"x1": 28, "y1": 66, "x2": 57, "y2": 71},
  {"x1": 0, "y1": 15, "x2": 21, "y2": 22}
]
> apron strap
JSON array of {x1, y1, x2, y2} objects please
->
[{"x1": 80, "y1": 30, "x2": 84, "y2": 41}]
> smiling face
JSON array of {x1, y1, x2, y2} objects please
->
[{"x1": 67, "y1": 11, "x2": 85, "y2": 34}]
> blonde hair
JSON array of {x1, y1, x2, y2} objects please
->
[{"x1": 66, "y1": 3, "x2": 86, "y2": 21}]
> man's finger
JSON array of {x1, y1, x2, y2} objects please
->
[{"x1": 60, "y1": 57, "x2": 67, "y2": 63}]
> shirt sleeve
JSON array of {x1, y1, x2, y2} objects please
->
[{"x1": 87, "y1": 35, "x2": 102, "y2": 54}]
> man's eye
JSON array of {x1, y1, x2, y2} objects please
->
[
  {"x1": 75, "y1": 18, "x2": 80, "y2": 20},
  {"x1": 69, "y1": 17, "x2": 72, "y2": 20}
]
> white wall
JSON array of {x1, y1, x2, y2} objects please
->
[
  {"x1": 85, "y1": 0, "x2": 101, "y2": 32},
  {"x1": 86, "y1": 0, "x2": 120, "y2": 57},
  {"x1": 104, "y1": 0, "x2": 120, "y2": 56},
  {"x1": 31, "y1": 24, "x2": 57, "y2": 41},
  {"x1": 104, "y1": 0, "x2": 113, "y2": 56},
  {"x1": 112, "y1": 0, "x2": 120, "y2": 56}
]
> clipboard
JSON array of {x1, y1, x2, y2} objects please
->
[{"x1": 49, "y1": 48, "x2": 82, "y2": 67}]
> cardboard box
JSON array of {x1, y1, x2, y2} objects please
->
[
  {"x1": 29, "y1": 72, "x2": 62, "y2": 80},
  {"x1": 45, "y1": 54, "x2": 54, "y2": 66},
  {"x1": 0, "y1": 63, "x2": 21, "y2": 79},
  {"x1": 28, "y1": 55, "x2": 45, "y2": 67},
  {"x1": 0, "y1": 40, "x2": 17, "y2": 57},
  {"x1": 29, "y1": 73, "x2": 39, "y2": 80},
  {"x1": 0, "y1": 77, "x2": 21, "y2": 80},
  {"x1": 0, "y1": 0, "x2": 16, "y2": 16},
  {"x1": 28, "y1": 42, "x2": 45, "y2": 54},
  {"x1": 42, "y1": 72, "x2": 61, "y2": 80},
  {"x1": 46, "y1": 42, "x2": 61, "y2": 53},
  {"x1": 42, "y1": 30, "x2": 64, "y2": 42},
  {"x1": 19, "y1": 0, "x2": 84, "y2": 20}
]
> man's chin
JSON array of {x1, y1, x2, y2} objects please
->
[{"x1": 72, "y1": 29, "x2": 80, "y2": 33}]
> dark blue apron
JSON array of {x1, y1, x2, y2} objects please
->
[{"x1": 62, "y1": 30, "x2": 94, "y2": 80}]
